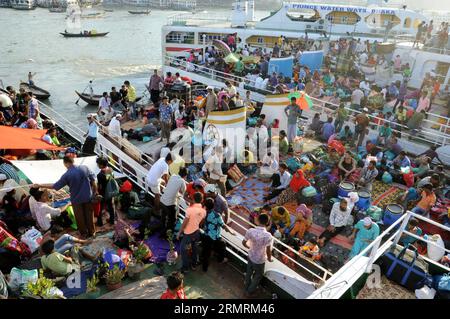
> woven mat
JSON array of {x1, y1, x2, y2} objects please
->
[
  {"x1": 226, "y1": 176, "x2": 269, "y2": 211},
  {"x1": 356, "y1": 276, "x2": 416, "y2": 299},
  {"x1": 371, "y1": 181, "x2": 406, "y2": 209}
]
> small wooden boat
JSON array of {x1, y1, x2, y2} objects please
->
[
  {"x1": 49, "y1": 7, "x2": 65, "y2": 12},
  {"x1": 75, "y1": 90, "x2": 143, "y2": 106},
  {"x1": 75, "y1": 91, "x2": 102, "y2": 106},
  {"x1": 81, "y1": 12, "x2": 105, "y2": 19},
  {"x1": 60, "y1": 31, "x2": 109, "y2": 38},
  {"x1": 20, "y1": 82, "x2": 51, "y2": 100},
  {"x1": 128, "y1": 10, "x2": 150, "y2": 15}
]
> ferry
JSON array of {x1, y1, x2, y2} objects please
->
[
  {"x1": 162, "y1": 0, "x2": 429, "y2": 59},
  {"x1": 10, "y1": 0, "x2": 36, "y2": 10},
  {"x1": 0, "y1": 0, "x2": 11, "y2": 8}
]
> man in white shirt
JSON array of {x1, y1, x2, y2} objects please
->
[
  {"x1": 108, "y1": 114, "x2": 122, "y2": 138},
  {"x1": 254, "y1": 74, "x2": 264, "y2": 89},
  {"x1": 225, "y1": 81, "x2": 237, "y2": 101},
  {"x1": 206, "y1": 146, "x2": 227, "y2": 196},
  {"x1": 318, "y1": 198, "x2": 351, "y2": 247},
  {"x1": 146, "y1": 153, "x2": 173, "y2": 213},
  {"x1": 359, "y1": 80, "x2": 371, "y2": 96},
  {"x1": 97, "y1": 92, "x2": 112, "y2": 123},
  {"x1": 33, "y1": 189, "x2": 71, "y2": 232},
  {"x1": 160, "y1": 167, "x2": 187, "y2": 236},
  {"x1": 351, "y1": 88, "x2": 364, "y2": 109},
  {"x1": 359, "y1": 52, "x2": 368, "y2": 64},
  {"x1": 264, "y1": 163, "x2": 291, "y2": 201}
]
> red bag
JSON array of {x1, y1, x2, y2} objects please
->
[
  {"x1": 93, "y1": 201, "x2": 101, "y2": 218},
  {"x1": 403, "y1": 171, "x2": 415, "y2": 187}
]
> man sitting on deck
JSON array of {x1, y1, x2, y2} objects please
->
[{"x1": 264, "y1": 163, "x2": 291, "y2": 201}]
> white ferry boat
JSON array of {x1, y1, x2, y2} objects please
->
[
  {"x1": 10, "y1": 0, "x2": 36, "y2": 9},
  {"x1": 162, "y1": 0, "x2": 429, "y2": 58}
]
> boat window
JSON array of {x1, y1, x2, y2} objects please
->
[
  {"x1": 198, "y1": 33, "x2": 227, "y2": 43},
  {"x1": 365, "y1": 13, "x2": 400, "y2": 28},
  {"x1": 325, "y1": 12, "x2": 360, "y2": 25},
  {"x1": 403, "y1": 17, "x2": 411, "y2": 28},
  {"x1": 165, "y1": 31, "x2": 195, "y2": 44},
  {"x1": 257, "y1": 37, "x2": 264, "y2": 44},
  {"x1": 286, "y1": 8, "x2": 321, "y2": 22}
]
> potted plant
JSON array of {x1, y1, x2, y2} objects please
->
[
  {"x1": 22, "y1": 270, "x2": 63, "y2": 299},
  {"x1": 127, "y1": 242, "x2": 149, "y2": 280},
  {"x1": 85, "y1": 274, "x2": 101, "y2": 299},
  {"x1": 105, "y1": 265, "x2": 125, "y2": 291},
  {"x1": 166, "y1": 230, "x2": 178, "y2": 265}
]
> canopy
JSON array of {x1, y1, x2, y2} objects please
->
[
  {"x1": 212, "y1": 39, "x2": 231, "y2": 55},
  {"x1": 11, "y1": 156, "x2": 126, "y2": 184},
  {"x1": 0, "y1": 126, "x2": 63, "y2": 150},
  {"x1": 0, "y1": 94, "x2": 13, "y2": 107}
]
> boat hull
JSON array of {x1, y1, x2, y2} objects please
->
[
  {"x1": 75, "y1": 91, "x2": 102, "y2": 105},
  {"x1": 60, "y1": 32, "x2": 109, "y2": 38},
  {"x1": 20, "y1": 82, "x2": 51, "y2": 100}
]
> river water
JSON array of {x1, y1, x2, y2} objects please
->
[
  {"x1": 1, "y1": 7, "x2": 270, "y2": 128},
  {"x1": 0, "y1": 8, "x2": 192, "y2": 127}
]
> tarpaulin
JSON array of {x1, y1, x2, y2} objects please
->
[
  {"x1": 269, "y1": 56, "x2": 294, "y2": 78},
  {"x1": 299, "y1": 50, "x2": 324, "y2": 72},
  {"x1": 0, "y1": 126, "x2": 63, "y2": 150},
  {"x1": 11, "y1": 156, "x2": 126, "y2": 184}
]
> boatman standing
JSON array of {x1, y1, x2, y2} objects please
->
[
  {"x1": 82, "y1": 114, "x2": 99, "y2": 155},
  {"x1": 88, "y1": 80, "x2": 94, "y2": 99},
  {"x1": 28, "y1": 72, "x2": 36, "y2": 86}
]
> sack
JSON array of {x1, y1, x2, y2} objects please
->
[
  {"x1": 0, "y1": 271, "x2": 8, "y2": 299},
  {"x1": 403, "y1": 171, "x2": 415, "y2": 188},
  {"x1": 20, "y1": 227, "x2": 43, "y2": 254},
  {"x1": 366, "y1": 206, "x2": 383, "y2": 222},
  {"x1": 127, "y1": 205, "x2": 150, "y2": 220},
  {"x1": 382, "y1": 172, "x2": 393, "y2": 184},
  {"x1": 8, "y1": 267, "x2": 38, "y2": 292},
  {"x1": 379, "y1": 244, "x2": 430, "y2": 291},
  {"x1": 437, "y1": 273, "x2": 450, "y2": 292},
  {"x1": 427, "y1": 234, "x2": 446, "y2": 261},
  {"x1": 105, "y1": 174, "x2": 120, "y2": 200},
  {"x1": 415, "y1": 286, "x2": 436, "y2": 299},
  {"x1": 286, "y1": 157, "x2": 302, "y2": 172},
  {"x1": 302, "y1": 186, "x2": 318, "y2": 198},
  {"x1": 227, "y1": 164, "x2": 244, "y2": 183}
]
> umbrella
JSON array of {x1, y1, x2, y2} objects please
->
[
  {"x1": 288, "y1": 91, "x2": 313, "y2": 110},
  {"x1": 224, "y1": 53, "x2": 239, "y2": 64}
]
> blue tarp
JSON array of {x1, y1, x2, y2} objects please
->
[
  {"x1": 268, "y1": 57, "x2": 294, "y2": 78},
  {"x1": 299, "y1": 50, "x2": 324, "y2": 72}
]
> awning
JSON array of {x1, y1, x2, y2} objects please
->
[
  {"x1": 0, "y1": 126, "x2": 63, "y2": 150},
  {"x1": 11, "y1": 156, "x2": 126, "y2": 184}
]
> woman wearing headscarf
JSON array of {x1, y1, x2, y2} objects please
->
[
  {"x1": 289, "y1": 200, "x2": 313, "y2": 240},
  {"x1": 276, "y1": 169, "x2": 311, "y2": 206}
]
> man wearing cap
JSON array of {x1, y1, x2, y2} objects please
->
[
  {"x1": 108, "y1": 113, "x2": 122, "y2": 139},
  {"x1": 348, "y1": 216, "x2": 380, "y2": 259},
  {"x1": 354, "y1": 108, "x2": 370, "y2": 148},
  {"x1": 204, "y1": 184, "x2": 229, "y2": 224},
  {"x1": 159, "y1": 96, "x2": 173, "y2": 145},
  {"x1": 82, "y1": 114, "x2": 99, "y2": 156},
  {"x1": 205, "y1": 86, "x2": 218, "y2": 116}
]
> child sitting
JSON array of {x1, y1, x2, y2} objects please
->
[
  {"x1": 160, "y1": 271, "x2": 186, "y2": 299},
  {"x1": 300, "y1": 237, "x2": 321, "y2": 261},
  {"x1": 40, "y1": 239, "x2": 80, "y2": 277}
]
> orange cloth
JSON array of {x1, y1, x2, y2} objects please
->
[
  {"x1": 417, "y1": 191, "x2": 436, "y2": 212},
  {"x1": 289, "y1": 169, "x2": 310, "y2": 192},
  {"x1": 0, "y1": 126, "x2": 63, "y2": 150}
]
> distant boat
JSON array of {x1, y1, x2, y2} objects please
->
[
  {"x1": 128, "y1": 10, "x2": 150, "y2": 15},
  {"x1": 60, "y1": 31, "x2": 109, "y2": 38},
  {"x1": 20, "y1": 82, "x2": 51, "y2": 100},
  {"x1": 10, "y1": 0, "x2": 35, "y2": 10},
  {"x1": 49, "y1": 7, "x2": 65, "y2": 12},
  {"x1": 104, "y1": 9, "x2": 113, "y2": 12},
  {"x1": 75, "y1": 91, "x2": 102, "y2": 106},
  {"x1": 81, "y1": 12, "x2": 105, "y2": 19}
]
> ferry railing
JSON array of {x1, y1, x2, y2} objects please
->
[
  {"x1": 165, "y1": 55, "x2": 450, "y2": 148},
  {"x1": 308, "y1": 210, "x2": 450, "y2": 299},
  {"x1": 38, "y1": 100, "x2": 330, "y2": 286}
]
